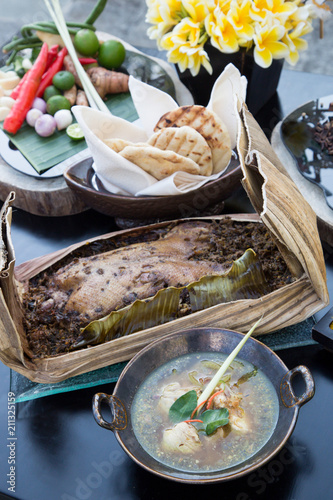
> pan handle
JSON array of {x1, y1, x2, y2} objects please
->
[
  {"x1": 92, "y1": 392, "x2": 128, "y2": 431},
  {"x1": 280, "y1": 365, "x2": 315, "y2": 408}
]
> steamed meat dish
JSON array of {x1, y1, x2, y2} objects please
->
[
  {"x1": 47, "y1": 221, "x2": 228, "y2": 323},
  {"x1": 131, "y1": 352, "x2": 279, "y2": 473}
]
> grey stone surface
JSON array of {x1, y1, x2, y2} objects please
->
[{"x1": 1, "y1": 0, "x2": 332, "y2": 74}]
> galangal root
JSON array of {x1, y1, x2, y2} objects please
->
[{"x1": 63, "y1": 55, "x2": 129, "y2": 100}]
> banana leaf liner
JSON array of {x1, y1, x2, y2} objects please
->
[{"x1": 0, "y1": 102, "x2": 328, "y2": 383}]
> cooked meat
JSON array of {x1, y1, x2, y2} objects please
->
[{"x1": 47, "y1": 221, "x2": 227, "y2": 322}]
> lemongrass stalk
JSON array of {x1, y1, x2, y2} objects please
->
[
  {"x1": 44, "y1": 0, "x2": 110, "y2": 113},
  {"x1": 197, "y1": 316, "x2": 263, "y2": 408}
]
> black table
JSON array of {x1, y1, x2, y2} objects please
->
[{"x1": 1, "y1": 68, "x2": 333, "y2": 500}]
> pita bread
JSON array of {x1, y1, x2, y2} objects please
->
[
  {"x1": 119, "y1": 144, "x2": 201, "y2": 180},
  {"x1": 154, "y1": 105, "x2": 231, "y2": 174},
  {"x1": 148, "y1": 126, "x2": 213, "y2": 176}
]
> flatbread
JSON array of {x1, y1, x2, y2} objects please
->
[
  {"x1": 154, "y1": 105, "x2": 231, "y2": 174},
  {"x1": 119, "y1": 144, "x2": 201, "y2": 180},
  {"x1": 148, "y1": 126, "x2": 213, "y2": 176}
]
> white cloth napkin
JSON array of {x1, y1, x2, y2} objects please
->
[{"x1": 72, "y1": 63, "x2": 247, "y2": 197}]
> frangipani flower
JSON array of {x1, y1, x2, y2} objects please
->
[
  {"x1": 146, "y1": 0, "x2": 331, "y2": 72},
  {"x1": 253, "y1": 22, "x2": 289, "y2": 67}
]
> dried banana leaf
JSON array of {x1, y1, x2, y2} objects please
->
[{"x1": 75, "y1": 248, "x2": 269, "y2": 348}]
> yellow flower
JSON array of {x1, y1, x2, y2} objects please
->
[
  {"x1": 251, "y1": 0, "x2": 298, "y2": 24},
  {"x1": 228, "y1": 0, "x2": 255, "y2": 40},
  {"x1": 145, "y1": 0, "x2": 331, "y2": 72},
  {"x1": 253, "y1": 22, "x2": 289, "y2": 67},
  {"x1": 205, "y1": 9, "x2": 240, "y2": 53},
  {"x1": 160, "y1": 18, "x2": 212, "y2": 75},
  {"x1": 282, "y1": 20, "x2": 313, "y2": 64},
  {"x1": 146, "y1": 0, "x2": 183, "y2": 42}
]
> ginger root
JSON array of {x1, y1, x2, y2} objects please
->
[
  {"x1": 76, "y1": 90, "x2": 89, "y2": 106},
  {"x1": 64, "y1": 84, "x2": 77, "y2": 106},
  {"x1": 86, "y1": 67, "x2": 129, "y2": 99}
]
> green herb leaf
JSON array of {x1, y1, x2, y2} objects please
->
[
  {"x1": 169, "y1": 390, "x2": 198, "y2": 424},
  {"x1": 201, "y1": 408, "x2": 229, "y2": 435},
  {"x1": 236, "y1": 366, "x2": 258, "y2": 386}
]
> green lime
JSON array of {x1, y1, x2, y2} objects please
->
[
  {"x1": 74, "y1": 29, "x2": 100, "y2": 56},
  {"x1": 52, "y1": 71, "x2": 75, "y2": 91},
  {"x1": 43, "y1": 85, "x2": 61, "y2": 102},
  {"x1": 46, "y1": 95, "x2": 71, "y2": 115},
  {"x1": 98, "y1": 40, "x2": 126, "y2": 69},
  {"x1": 66, "y1": 123, "x2": 84, "y2": 141}
]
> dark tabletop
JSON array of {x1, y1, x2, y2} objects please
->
[{"x1": 1, "y1": 67, "x2": 333, "y2": 500}]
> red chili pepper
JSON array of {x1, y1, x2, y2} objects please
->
[
  {"x1": 45, "y1": 44, "x2": 59, "y2": 70},
  {"x1": 3, "y1": 43, "x2": 49, "y2": 135},
  {"x1": 36, "y1": 46, "x2": 68, "y2": 98},
  {"x1": 206, "y1": 389, "x2": 224, "y2": 409},
  {"x1": 78, "y1": 57, "x2": 97, "y2": 65},
  {"x1": 183, "y1": 419, "x2": 204, "y2": 424}
]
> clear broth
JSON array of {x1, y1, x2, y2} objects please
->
[{"x1": 131, "y1": 352, "x2": 279, "y2": 473}]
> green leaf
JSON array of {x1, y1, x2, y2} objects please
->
[
  {"x1": 201, "y1": 408, "x2": 229, "y2": 435},
  {"x1": 169, "y1": 390, "x2": 198, "y2": 424},
  {"x1": 73, "y1": 248, "x2": 269, "y2": 349}
]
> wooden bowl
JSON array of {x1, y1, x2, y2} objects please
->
[{"x1": 64, "y1": 156, "x2": 242, "y2": 220}]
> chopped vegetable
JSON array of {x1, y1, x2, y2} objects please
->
[
  {"x1": 36, "y1": 46, "x2": 68, "y2": 98},
  {"x1": 34, "y1": 113, "x2": 56, "y2": 137},
  {"x1": 66, "y1": 123, "x2": 84, "y2": 141},
  {"x1": 197, "y1": 317, "x2": 263, "y2": 408},
  {"x1": 3, "y1": 42, "x2": 48, "y2": 134}
]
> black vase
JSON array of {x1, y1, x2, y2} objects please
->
[{"x1": 176, "y1": 44, "x2": 283, "y2": 116}]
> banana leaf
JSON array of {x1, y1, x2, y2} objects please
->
[{"x1": 74, "y1": 248, "x2": 269, "y2": 349}]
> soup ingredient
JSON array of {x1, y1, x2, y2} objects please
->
[
  {"x1": 74, "y1": 29, "x2": 100, "y2": 56},
  {"x1": 52, "y1": 70, "x2": 75, "y2": 91},
  {"x1": 32, "y1": 97, "x2": 47, "y2": 113},
  {"x1": 26, "y1": 108, "x2": 43, "y2": 127},
  {"x1": 162, "y1": 422, "x2": 202, "y2": 454},
  {"x1": 46, "y1": 95, "x2": 71, "y2": 115},
  {"x1": 86, "y1": 67, "x2": 129, "y2": 98},
  {"x1": 98, "y1": 40, "x2": 126, "y2": 69},
  {"x1": 197, "y1": 317, "x2": 262, "y2": 408},
  {"x1": 66, "y1": 123, "x2": 84, "y2": 140},
  {"x1": 36, "y1": 46, "x2": 68, "y2": 98},
  {"x1": 34, "y1": 113, "x2": 57, "y2": 137},
  {"x1": 54, "y1": 109, "x2": 73, "y2": 130},
  {"x1": 3, "y1": 42, "x2": 48, "y2": 134}
]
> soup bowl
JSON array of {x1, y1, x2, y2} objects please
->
[{"x1": 92, "y1": 328, "x2": 314, "y2": 484}]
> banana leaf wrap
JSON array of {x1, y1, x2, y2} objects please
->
[{"x1": 74, "y1": 248, "x2": 269, "y2": 348}]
